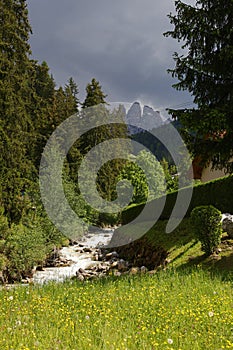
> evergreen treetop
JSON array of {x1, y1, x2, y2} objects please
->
[
  {"x1": 82, "y1": 78, "x2": 107, "y2": 108},
  {"x1": 164, "y1": 0, "x2": 233, "y2": 171}
]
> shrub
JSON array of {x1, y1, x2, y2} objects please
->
[
  {"x1": 5, "y1": 222, "x2": 46, "y2": 281},
  {"x1": 97, "y1": 212, "x2": 120, "y2": 227},
  {"x1": 121, "y1": 175, "x2": 233, "y2": 224},
  {"x1": 190, "y1": 205, "x2": 222, "y2": 255}
]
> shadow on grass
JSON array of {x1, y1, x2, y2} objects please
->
[
  {"x1": 107, "y1": 218, "x2": 233, "y2": 283},
  {"x1": 175, "y1": 249, "x2": 233, "y2": 281},
  {"x1": 111, "y1": 218, "x2": 196, "y2": 252},
  {"x1": 171, "y1": 240, "x2": 202, "y2": 265}
]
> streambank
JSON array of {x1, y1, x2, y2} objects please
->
[
  {"x1": 33, "y1": 226, "x2": 171, "y2": 284},
  {"x1": 33, "y1": 228, "x2": 114, "y2": 284}
]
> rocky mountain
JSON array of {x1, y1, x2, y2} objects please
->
[{"x1": 125, "y1": 101, "x2": 165, "y2": 134}]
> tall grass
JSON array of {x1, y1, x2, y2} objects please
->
[{"x1": 0, "y1": 268, "x2": 233, "y2": 349}]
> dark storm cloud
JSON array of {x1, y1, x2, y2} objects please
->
[{"x1": 27, "y1": 0, "x2": 193, "y2": 114}]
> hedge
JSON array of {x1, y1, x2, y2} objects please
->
[
  {"x1": 121, "y1": 175, "x2": 233, "y2": 224},
  {"x1": 190, "y1": 205, "x2": 222, "y2": 255}
]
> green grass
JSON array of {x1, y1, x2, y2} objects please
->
[
  {"x1": 0, "y1": 269, "x2": 233, "y2": 350},
  {"x1": 1, "y1": 218, "x2": 233, "y2": 349},
  {"x1": 114, "y1": 218, "x2": 233, "y2": 274}
]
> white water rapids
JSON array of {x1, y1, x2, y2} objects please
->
[{"x1": 33, "y1": 228, "x2": 114, "y2": 284}]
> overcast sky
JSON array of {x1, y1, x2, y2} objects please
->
[{"x1": 27, "y1": 0, "x2": 194, "y2": 116}]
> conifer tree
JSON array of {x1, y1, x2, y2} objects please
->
[
  {"x1": 28, "y1": 60, "x2": 56, "y2": 168},
  {"x1": 0, "y1": 0, "x2": 35, "y2": 223},
  {"x1": 53, "y1": 78, "x2": 79, "y2": 128},
  {"x1": 65, "y1": 77, "x2": 79, "y2": 113},
  {"x1": 164, "y1": 0, "x2": 233, "y2": 171},
  {"x1": 82, "y1": 78, "x2": 107, "y2": 108}
]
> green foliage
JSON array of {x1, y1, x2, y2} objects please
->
[
  {"x1": 97, "y1": 212, "x2": 120, "y2": 227},
  {"x1": 0, "y1": 0, "x2": 36, "y2": 223},
  {"x1": 121, "y1": 175, "x2": 233, "y2": 224},
  {"x1": 65, "y1": 77, "x2": 80, "y2": 111},
  {"x1": 118, "y1": 160, "x2": 148, "y2": 204},
  {"x1": 0, "y1": 207, "x2": 9, "y2": 274},
  {"x1": 28, "y1": 61, "x2": 56, "y2": 168},
  {"x1": 0, "y1": 206, "x2": 9, "y2": 237},
  {"x1": 160, "y1": 158, "x2": 178, "y2": 192},
  {"x1": 82, "y1": 78, "x2": 107, "y2": 108},
  {"x1": 0, "y1": 253, "x2": 8, "y2": 274},
  {"x1": 0, "y1": 206, "x2": 51, "y2": 281},
  {"x1": 191, "y1": 205, "x2": 222, "y2": 255},
  {"x1": 63, "y1": 173, "x2": 96, "y2": 227},
  {"x1": 0, "y1": 0, "x2": 125, "y2": 279},
  {"x1": 136, "y1": 150, "x2": 166, "y2": 199},
  {"x1": 66, "y1": 104, "x2": 130, "y2": 227},
  {"x1": 118, "y1": 150, "x2": 166, "y2": 205},
  {"x1": 5, "y1": 222, "x2": 46, "y2": 281},
  {"x1": 164, "y1": 0, "x2": 233, "y2": 171}
]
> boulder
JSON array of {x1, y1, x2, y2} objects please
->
[
  {"x1": 222, "y1": 213, "x2": 233, "y2": 238},
  {"x1": 92, "y1": 254, "x2": 99, "y2": 261},
  {"x1": 96, "y1": 264, "x2": 109, "y2": 272},
  {"x1": 75, "y1": 248, "x2": 84, "y2": 253},
  {"x1": 117, "y1": 259, "x2": 128, "y2": 272},
  {"x1": 129, "y1": 267, "x2": 140, "y2": 275},
  {"x1": 140, "y1": 266, "x2": 148, "y2": 274},
  {"x1": 83, "y1": 247, "x2": 93, "y2": 253},
  {"x1": 113, "y1": 237, "x2": 168, "y2": 270},
  {"x1": 105, "y1": 251, "x2": 119, "y2": 260},
  {"x1": 110, "y1": 261, "x2": 118, "y2": 269},
  {"x1": 113, "y1": 271, "x2": 122, "y2": 277},
  {"x1": 111, "y1": 251, "x2": 119, "y2": 259},
  {"x1": 76, "y1": 273, "x2": 85, "y2": 282},
  {"x1": 78, "y1": 268, "x2": 86, "y2": 274}
]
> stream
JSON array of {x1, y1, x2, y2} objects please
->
[{"x1": 33, "y1": 228, "x2": 114, "y2": 284}]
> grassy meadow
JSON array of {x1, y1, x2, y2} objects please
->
[
  {"x1": 1, "y1": 218, "x2": 233, "y2": 350},
  {"x1": 0, "y1": 270, "x2": 233, "y2": 349}
]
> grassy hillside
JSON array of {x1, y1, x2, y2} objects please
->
[
  {"x1": 113, "y1": 217, "x2": 233, "y2": 276},
  {"x1": 0, "y1": 218, "x2": 233, "y2": 349},
  {"x1": 121, "y1": 175, "x2": 233, "y2": 224}
]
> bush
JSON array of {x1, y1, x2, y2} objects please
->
[
  {"x1": 190, "y1": 205, "x2": 222, "y2": 255},
  {"x1": 5, "y1": 222, "x2": 47, "y2": 281},
  {"x1": 97, "y1": 211, "x2": 120, "y2": 227},
  {"x1": 121, "y1": 175, "x2": 233, "y2": 224}
]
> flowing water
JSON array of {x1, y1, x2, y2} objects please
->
[{"x1": 33, "y1": 228, "x2": 114, "y2": 284}]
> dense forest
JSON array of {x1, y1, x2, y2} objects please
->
[
  {"x1": 0, "y1": 0, "x2": 125, "y2": 281},
  {"x1": 0, "y1": 0, "x2": 178, "y2": 282}
]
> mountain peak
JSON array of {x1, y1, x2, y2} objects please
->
[{"x1": 126, "y1": 101, "x2": 164, "y2": 134}]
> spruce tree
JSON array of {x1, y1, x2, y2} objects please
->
[
  {"x1": 29, "y1": 60, "x2": 56, "y2": 169},
  {"x1": 53, "y1": 78, "x2": 79, "y2": 129},
  {"x1": 0, "y1": 0, "x2": 35, "y2": 223},
  {"x1": 164, "y1": 0, "x2": 233, "y2": 171},
  {"x1": 65, "y1": 77, "x2": 79, "y2": 113},
  {"x1": 82, "y1": 78, "x2": 107, "y2": 108}
]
